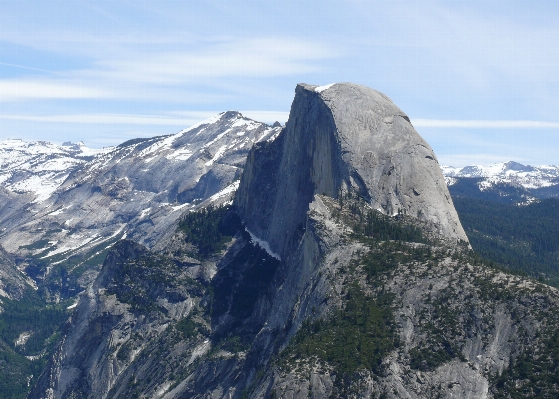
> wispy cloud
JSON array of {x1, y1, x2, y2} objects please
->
[
  {"x1": 0, "y1": 36, "x2": 335, "y2": 102},
  {"x1": 0, "y1": 79, "x2": 112, "y2": 101},
  {"x1": 0, "y1": 61, "x2": 52, "y2": 73},
  {"x1": 0, "y1": 112, "x2": 215, "y2": 125},
  {"x1": 88, "y1": 37, "x2": 336, "y2": 84},
  {"x1": 413, "y1": 119, "x2": 559, "y2": 129}
]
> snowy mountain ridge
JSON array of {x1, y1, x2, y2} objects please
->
[
  {"x1": 0, "y1": 139, "x2": 114, "y2": 203},
  {"x1": 0, "y1": 111, "x2": 281, "y2": 299},
  {"x1": 442, "y1": 161, "x2": 559, "y2": 190}
]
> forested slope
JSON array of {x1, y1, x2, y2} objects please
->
[{"x1": 453, "y1": 197, "x2": 559, "y2": 285}]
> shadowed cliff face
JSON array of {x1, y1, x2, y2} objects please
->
[
  {"x1": 236, "y1": 83, "x2": 467, "y2": 259},
  {"x1": 0, "y1": 244, "x2": 32, "y2": 299}
]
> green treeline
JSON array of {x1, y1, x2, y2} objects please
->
[
  {"x1": 0, "y1": 292, "x2": 68, "y2": 399},
  {"x1": 494, "y1": 329, "x2": 559, "y2": 398},
  {"x1": 336, "y1": 192, "x2": 426, "y2": 244},
  {"x1": 284, "y1": 284, "x2": 395, "y2": 377},
  {"x1": 354, "y1": 209, "x2": 425, "y2": 243},
  {"x1": 178, "y1": 205, "x2": 242, "y2": 258},
  {"x1": 453, "y1": 197, "x2": 559, "y2": 282}
]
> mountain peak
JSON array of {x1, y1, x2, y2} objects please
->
[
  {"x1": 221, "y1": 110, "x2": 244, "y2": 119},
  {"x1": 62, "y1": 141, "x2": 87, "y2": 151},
  {"x1": 503, "y1": 160, "x2": 534, "y2": 172},
  {"x1": 236, "y1": 82, "x2": 467, "y2": 259}
]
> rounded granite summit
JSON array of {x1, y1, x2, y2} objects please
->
[{"x1": 236, "y1": 82, "x2": 468, "y2": 258}]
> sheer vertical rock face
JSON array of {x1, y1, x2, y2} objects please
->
[
  {"x1": 0, "y1": 244, "x2": 32, "y2": 299},
  {"x1": 236, "y1": 83, "x2": 467, "y2": 259}
]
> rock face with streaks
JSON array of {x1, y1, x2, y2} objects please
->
[
  {"x1": 27, "y1": 240, "x2": 207, "y2": 399},
  {"x1": 0, "y1": 244, "x2": 33, "y2": 300},
  {"x1": 236, "y1": 83, "x2": 467, "y2": 261}
]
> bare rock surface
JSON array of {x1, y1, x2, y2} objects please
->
[
  {"x1": 0, "y1": 244, "x2": 34, "y2": 299},
  {"x1": 236, "y1": 83, "x2": 467, "y2": 262}
]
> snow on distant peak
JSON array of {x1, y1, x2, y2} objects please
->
[
  {"x1": 441, "y1": 161, "x2": 559, "y2": 190},
  {"x1": 0, "y1": 110, "x2": 280, "y2": 206},
  {"x1": 181, "y1": 113, "x2": 225, "y2": 136},
  {"x1": 0, "y1": 139, "x2": 111, "y2": 202},
  {"x1": 62, "y1": 141, "x2": 83, "y2": 149},
  {"x1": 61, "y1": 141, "x2": 108, "y2": 157}
]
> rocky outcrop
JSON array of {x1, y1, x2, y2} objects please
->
[
  {"x1": 28, "y1": 240, "x2": 205, "y2": 399},
  {"x1": 0, "y1": 244, "x2": 33, "y2": 300},
  {"x1": 27, "y1": 194, "x2": 559, "y2": 399},
  {"x1": 236, "y1": 83, "x2": 467, "y2": 261},
  {"x1": 249, "y1": 195, "x2": 559, "y2": 398}
]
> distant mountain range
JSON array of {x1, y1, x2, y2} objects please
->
[{"x1": 441, "y1": 161, "x2": 559, "y2": 203}]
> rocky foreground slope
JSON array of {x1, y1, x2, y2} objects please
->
[{"x1": 28, "y1": 83, "x2": 559, "y2": 399}]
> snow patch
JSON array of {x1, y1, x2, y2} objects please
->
[
  {"x1": 139, "y1": 208, "x2": 151, "y2": 219},
  {"x1": 15, "y1": 331, "x2": 32, "y2": 347},
  {"x1": 48, "y1": 207, "x2": 67, "y2": 216},
  {"x1": 444, "y1": 176, "x2": 457, "y2": 186},
  {"x1": 165, "y1": 148, "x2": 193, "y2": 161},
  {"x1": 245, "y1": 228, "x2": 281, "y2": 260},
  {"x1": 315, "y1": 83, "x2": 335, "y2": 93},
  {"x1": 204, "y1": 145, "x2": 227, "y2": 166},
  {"x1": 209, "y1": 181, "x2": 240, "y2": 202},
  {"x1": 40, "y1": 233, "x2": 96, "y2": 258},
  {"x1": 478, "y1": 180, "x2": 493, "y2": 191},
  {"x1": 171, "y1": 203, "x2": 190, "y2": 212}
]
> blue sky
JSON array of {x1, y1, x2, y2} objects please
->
[{"x1": 1, "y1": 0, "x2": 558, "y2": 166}]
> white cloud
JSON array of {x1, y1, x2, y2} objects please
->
[
  {"x1": 0, "y1": 79, "x2": 111, "y2": 101},
  {"x1": 0, "y1": 112, "x2": 215, "y2": 126},
  {"x1": 412, "y1": 119, "x2": 559, "y2": 129},
  {"x1": 89, "y1": 37, "x2": 335, "y2": 84},
  {"x1": 0, "y1": 36, "x2": 335, "y2": 102}
]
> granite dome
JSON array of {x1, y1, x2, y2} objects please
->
[{"x1": 237, "y1": 82, "x2": 467, "y2": 260}]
